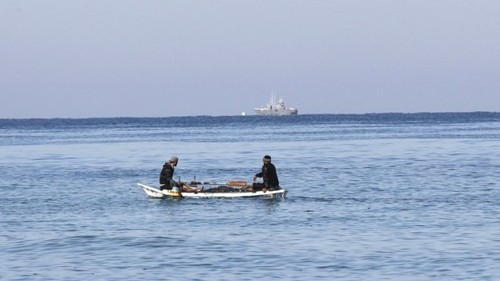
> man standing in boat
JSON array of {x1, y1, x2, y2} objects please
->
[
  {"x1": 253, "y1": 155, "x2": 280, "y2": 192},
  {"x1": 159, "y1": 156, "x2": 202, "y2": 192}
]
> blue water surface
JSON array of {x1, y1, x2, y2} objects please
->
[{"x1": 1, "y1": 113, "x2": 500, "y2": 280}]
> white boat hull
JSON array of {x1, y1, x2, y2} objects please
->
[
  {"x1": 137, "y1": 183, "x2": 287, "y2": 199},
  {"x1": 254, "y1": 108, "x2": 298, "y2": 116}
]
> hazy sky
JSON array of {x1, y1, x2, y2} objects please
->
[{"x1": 1, "y1": 1, "x2": 499, "y2": 118}]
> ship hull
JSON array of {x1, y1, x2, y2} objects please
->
[{"x1": 254, "y1": 108, "x2": 298, "y2": 116}]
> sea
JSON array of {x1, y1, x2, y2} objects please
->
[{"x1": 1, "y1": 112, "x2": 499, "y2": 281}]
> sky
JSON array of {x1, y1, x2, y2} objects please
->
[{"x1": 1, "y1": 0, "x2": 499, "y2": 118}]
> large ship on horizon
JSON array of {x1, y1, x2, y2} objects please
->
[{"x1": 253, "y1": 95, "x2": 298, "y2": 116}]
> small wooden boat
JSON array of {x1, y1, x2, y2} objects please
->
[{"x1": 137, "y1": 182, "x2": 287, "y2": 199}]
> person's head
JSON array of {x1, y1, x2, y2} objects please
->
[
  {"x1": 263, "y1": 155, "x2": 271, "y2": 164},
  {"x1": 169, "y1": 156, "x2": 179, "y2": 166}
]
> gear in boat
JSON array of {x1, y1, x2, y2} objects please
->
[{"x1": 188, "y1": 181, "x2": 281, "y2": 193}]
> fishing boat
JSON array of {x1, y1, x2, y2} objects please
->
[
  {"x1": 254, "y1": 95, "x2": 298, "y2": 116},
  {"x1": 137, "y1": 182, "x2": 287, "y2": 199}
]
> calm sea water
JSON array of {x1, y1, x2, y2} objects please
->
[{"x1": 1, "y1": 113, "x2": 499, "y2": 281}]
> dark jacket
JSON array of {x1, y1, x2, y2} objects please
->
[
  {"x1": 255, "y1": 162, "x2": 279, "y2": 188},
  {"x1": 159, "y1": 162, "x2": 175, "y2": 188}
]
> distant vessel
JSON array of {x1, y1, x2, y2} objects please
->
[{"x1": 254, "y1": 95, "x2": 298, "y2": 116}]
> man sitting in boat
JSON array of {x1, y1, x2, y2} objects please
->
[
  {"x1": 159, "y1": 156, "x2": 203, "y2": 192},
  {"x1": 252, "y1": 155, "x2": 280, "y2": 192}
]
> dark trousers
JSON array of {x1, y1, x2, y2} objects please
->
[{"x1": 252, "y1": 183, "x2": 280, "y2": 191}]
